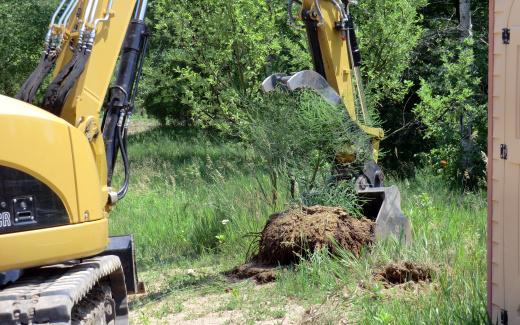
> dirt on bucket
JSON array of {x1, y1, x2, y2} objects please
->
[
  {"x1": 229, "y1": 205, "x2": 375, "y2": 283},
  {"x1": 374, "y1": 261, "x2": 434, "y2": 286}
]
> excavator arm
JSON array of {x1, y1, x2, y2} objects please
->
[
  {"x1": 16, "y1": 0, "x2": 149, "y2": 206},
  {"x1": 264, "y1": 0, "x2": 384, "y2": 161},
  {"x1": 0, "y1": 1, "x2": 149, "y2": 323},
  {"x1": 262, "y1": 0, "x2": 411, "y2": 243}
]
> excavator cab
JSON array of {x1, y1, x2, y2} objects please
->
[{"x1": 263, "y1": 0, "x2": 411, "y2": 242}]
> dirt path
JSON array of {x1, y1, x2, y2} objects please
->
[{"x1": 128, "y1": 266, "x2": 311, "y2": 324}]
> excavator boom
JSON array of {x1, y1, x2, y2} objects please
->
[{"x1": 263, "y1": 0, "x2": 411, "y2": 242}]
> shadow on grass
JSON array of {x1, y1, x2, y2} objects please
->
[
  {"x1": 126, "y1": 126, "x2": 255, "y2": 181},
  {"x1": 130, "y1": 272, "x2": 229, "y2": 309}
]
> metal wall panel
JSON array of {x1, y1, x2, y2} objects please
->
[{"x1": 491, "y1": 0, "x2": 520, "y2": 323}]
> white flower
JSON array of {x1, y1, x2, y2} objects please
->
[{"x1": 221, "y1": 219, "x2": 230, "y2": 225}]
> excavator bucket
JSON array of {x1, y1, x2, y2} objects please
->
[{"x1": 358, "y1": 186, "x2": 411, "y2": 243}]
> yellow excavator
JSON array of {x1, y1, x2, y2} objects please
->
[
  {"x1": 262, "y1": 0, "x2": 411, "y2": 242},
  {"x1": 0, "y1": 0, "x2": 148, "y2": 323},
  {"x1": 0, "y1": 0, "x2": 410, "y2": 324}
]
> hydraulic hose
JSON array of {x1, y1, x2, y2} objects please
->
[
  {"x1": 329, "y1": 0, "x2": 347, "y2": 19},
  {"x1": 16, "y1": 0, "x2": 78, "y2": 103},
  {"x1": 88, "y1": 0, "x2": 100, "y2": 24},
  {"x1": 134, "y1": 0, "x2": 149, "y2": 21},
  {"x1": 15, "y1": 52, "x2": 57, "y2": 103},
  {"x1": 46, "y1": 0, "x2": 69, "y2": 43},
  {"x1": 88, "y1": 0, "x2": 113, "y2": 45},
  {"x1": 103, "y1": 0, "x2": 149, "y2": 199},
  {"x1": 116, "y1": 112, "x2": 130, "y2": 200},
  {"x1": 57, "y1": 0, "x2": 78, "y2": 26}
]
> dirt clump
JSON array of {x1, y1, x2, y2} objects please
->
[
  {"x1": 227, "y1": 263, "x2": 276, "y2": 284},
  {"x1": 374, "y1": 261, "x2": 434, "y2": 286},
  {"x1": 255, "y1": 205, "x2": 374, "y2": 265},
  {"x1": 229, "y1": 205, "x2": 374, "y2": 283}
]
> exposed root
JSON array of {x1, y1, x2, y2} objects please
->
[{"x1": 229, "y1": 205, "x2": 374, "y2": 283}]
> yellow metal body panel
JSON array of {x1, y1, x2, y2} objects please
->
[
  {"x1": 56, "y1": 0, "x2": 137, "y2": 193},
  {"x1": 0, "y1": 95, "x2": 108, "y2": 271},
  {"x1": 0, "y1": 95, "x2": 105, "y2": 220},
  {"x1": 0, "y1": 219, "x2": 108, "y2": 272},
  {"x1": 301, "y1": 0, "x2": 384, "y2": 160},
  {"x1": 0, "y1": 0, "x2": 136, "y2": 271}
]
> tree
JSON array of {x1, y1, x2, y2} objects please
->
[
  {"x1": 0, "y1": 1, "x2": 57, "y2": 96},
  {"x1": 412, "y1": 0, "x2": 488, "y2": 188},
  {"x1": 353, "y1": 0, "x2": 427, "y2": 107},
  {"x1": 141, "y1": 0, "x2": 309, "y2": 132},
  {"x1": 141, "y1": 0, "x2": 427, "y2": 139},
  {"x1": 459, "y1": 0, "x2": 473, "y2": 39}
]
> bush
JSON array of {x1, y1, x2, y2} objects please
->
[
  {"x1": 141, "y1": 1, "x2": 427, "y2": 136},
  {"x1": 413, "y1": 39, "x2": 487, "y2": 188},
  {"x1": 240, "y1": 90, "x2": 371, "y2": 207},
  {"x1": 353, "y1": 0, "x2": 426, "y2": 108},
  {"x1": 141, "y1": 0, "x2": 308, "y2": 132}
]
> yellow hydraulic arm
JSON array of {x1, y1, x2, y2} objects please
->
[
  {"x1": 0, "y1": 0, "x2": 148, "y2": 273},
  {"x1": 263, "y1": 0, "x2": 384, "y2": 162}
]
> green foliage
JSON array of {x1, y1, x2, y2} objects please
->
[
  {"x1": 353, "y1": 0, "x2": 426, "y2": 107},
  {"x1": 377, "y1": 1, "x2": 489, "y2": 183},
  {"x1": 413, "y1": 39, "x2": 487, "y2": 188},
  {"x1": 110, "y1": 127, "x2": 287, "y2": 265},
  {"x1": 142, "y1": 0, "x2": 427, "y2": 138},
  {"x1": 275, "y1": 171, "x2": 487, "y2": 323},
  {"x1": 0, "y1": 0, "x2": 57, "y2": 96},
  {"x1": 142, "y1": 0, "x2": 308, "y2": 131},
  {"x1": 119, "y1": 129, "x2": 487, "y2": 322},
  {"x1": 240, "y1": 91, "x2": 371, "y2": 206},
  {"x1": 0, "y1": 0, "x2": 490, "y2": 191}
]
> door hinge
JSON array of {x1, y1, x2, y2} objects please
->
[
  {"x1": 500, "y1": 144, "x2": 508, "y2": 160},
  {"x1": 503, "y1": 28, "x2": 511, "y2": 44},
  {"x1": 501, "y1": 309, "x2": 508, "y2": 325}
]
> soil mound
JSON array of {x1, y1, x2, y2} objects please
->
[
  {"x1": 229, "y1": 206, "x2": 374, "y2": 283},
  {"x1": 374, "y1": 262, "x2": 433, "y2": 285},
  {"x1": 255, "y1": 205, "x2": 375, "y2": 265}
]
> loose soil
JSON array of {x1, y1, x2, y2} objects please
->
[
  {"x1": 227, "y1": 263, "x2": 277, "y2": 284},
  {"x1": 374, "y1": 261, "x2": 434, "y2": 286},
  {"x1": 230, "y1": 206, "x2": 375, "y2": 283}
]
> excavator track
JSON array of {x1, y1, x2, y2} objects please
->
[{"x1": 0, "y1": 255, "x2": 128, "y2": 325}]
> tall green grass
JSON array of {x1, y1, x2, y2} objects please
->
[
  {"x1": 110, "y1": 127, "x2": 287, "y2": 267},
  {"x1": 274, "y1": 173, "x2": 487, "y2": 324},
  {"x1": 111, "y1": 127, "x2": 487, "y2": 323}
]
